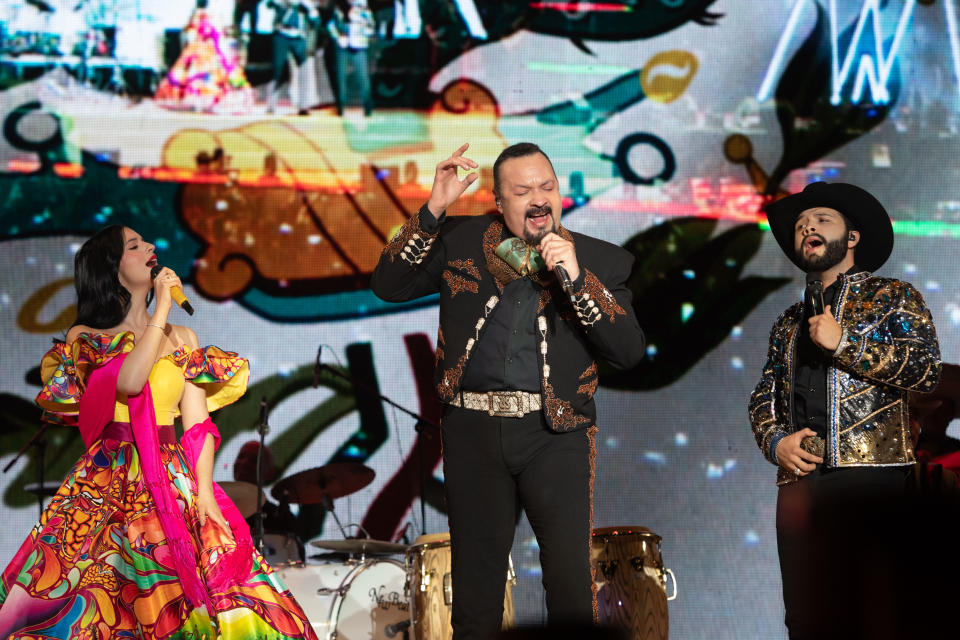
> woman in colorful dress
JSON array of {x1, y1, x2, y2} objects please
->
[
  {"x1": 0, "y1": 226, "x2": 318, "y2": 639},
  {"x1": 155, "y1": 5, "x2": 255, "y2": 114}
]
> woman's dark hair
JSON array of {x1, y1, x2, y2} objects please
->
[{"x1": 72, "y1": 225, "x2": 132, "y2": 329}]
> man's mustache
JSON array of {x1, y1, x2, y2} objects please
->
[
  {"x1": 800, "y1": 234, "x2": 826, "y2": 248},
  {"x1": 526, "y1": 205, "x2": 552, "y2": 217}
]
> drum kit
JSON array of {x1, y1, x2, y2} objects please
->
[
  {"x1": 222, "y1": 463, "x2": 678, "y2": 640},
  {"x1": 222, "y1": 461, "x2": 517, "y2": 640}
]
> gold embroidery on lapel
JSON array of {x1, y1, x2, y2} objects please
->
[
  {"x1": 442, "y1": 270, "x2": 479, "y2": 297},
  {"x1": 447, "y1": 259, "x2": 481, "y2": 279}
]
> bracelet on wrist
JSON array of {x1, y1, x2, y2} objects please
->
[{"x1": 146, "y1": 322, "x2": 165, "y2": 331}]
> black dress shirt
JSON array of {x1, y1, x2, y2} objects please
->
[
  {"x1": 462, "y1": 276, "x2": 541, "y2": 392},
  {"x1": 793, "y1": 266, "x2": 859, "y2": 438}
]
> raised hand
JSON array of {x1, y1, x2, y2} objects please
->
[
  {"x1": 538, "y1": 232, "x2": 580, "y2": 282},
  {"x1": 426, "y1": 143, "x2": 479, "y2": 218},
  {"x1": 809, "y1": 304, "x2": 842, "y2": 352},
  {"x1": 152, "y1": 267, "x2": 183, "y2": 315}
]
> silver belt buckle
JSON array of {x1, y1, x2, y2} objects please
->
[{"x1": 488, "y1": 391, "x2": 525, "y2": 418}]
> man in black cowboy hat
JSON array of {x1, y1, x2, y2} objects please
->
[{"x1": 749, "y1": 181, "x2": 943, "y2": 639}]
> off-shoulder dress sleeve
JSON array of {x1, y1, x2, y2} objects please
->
[
  {"x1": 35, "y1": 332, "x2": 135, "y2": 422},
  {"x1": 180, "y1": 346, "x2": 250, "y2": 413}
]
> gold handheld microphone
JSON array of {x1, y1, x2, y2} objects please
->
[{"x1": 150, "y1": 265, "x2": 195, "y2": 315}]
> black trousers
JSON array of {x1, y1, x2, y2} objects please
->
[
  {"x1": 273, "y1": 33, "x2": 307, "y2": 79},
  {"x1": 441, "y1": 404, "x2": 595, "y2": 640},
  {"x1": 776, "y1": 465, "x2": 958, "y2": 640}
]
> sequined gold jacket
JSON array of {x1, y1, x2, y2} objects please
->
[
  {"x1": 749, "y1": 271, "x2": 941, "y2": 485},
  {"x1": 371, "y1": 207, "x2": 646, "y2": 432}
]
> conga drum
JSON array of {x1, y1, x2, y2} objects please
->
[
  {"x1": 405, "y1": 532, "x2": 515, "y2": 640},
  {"x1": 592, "y1": 526, "x2": 677, "y2": 640}
]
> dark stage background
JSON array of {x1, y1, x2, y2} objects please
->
[{"x1": 2, "y1": 1, "x2": 960, "y2": 637}]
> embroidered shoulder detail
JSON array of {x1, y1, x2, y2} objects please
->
[
  {"x1": 448, "y1": 259, "x2": 481, "y2": 279},
  {"x1": 573, "y1": 271, "x2": 625, "y2": 327},
  {"x1": 579, "y1": 362, "x2": 598, "y2": 380},
  {"x1": 36, "y1": 332, "x2": 136, "y2": 415},
  {"x1": 183, "y1": 346, "x2": 250, "y2": 412},
  {"x1": 543, "y1": 381, "x2": 591, "y2": 432},
  {"x1": 183, "y1": 346, "x2": 247, "y2": 383},
  {"x1": 442, "y1": 270, "x2": 480, "y2": 298},
  {"x1": 384, "y1": 213, "x2": 438, "y2": 265}
]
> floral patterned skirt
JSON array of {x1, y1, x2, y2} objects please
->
[{"x1": 0, "y1": 433, "x2": 318, "y2": 640}]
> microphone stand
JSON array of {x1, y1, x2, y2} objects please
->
[
  {"x1": 3, "y1": 422, "x2": 55, "y2": 519},
  {"x1": 255, "y1": 397, "x2": 269, "y2": 553},
  {"x1": 414, "y1": 418, "x2": 430, "y2": 536},
  {"x1": 315, "y1": 357, "x2": 438, "y2": 536}
]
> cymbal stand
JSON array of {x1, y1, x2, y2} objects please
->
[
  {"x1": 3, "y1": 421, "x2": 55, "y2": 519},
  {"x1": 320, "y1": 489, "x2": 350, "y2": 540}
]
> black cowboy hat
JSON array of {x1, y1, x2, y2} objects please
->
[{"x1": 764, "y1": 181, "x2": 894, "y2": 273}]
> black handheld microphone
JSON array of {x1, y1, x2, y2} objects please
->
[
  {"x1": 258, "y1": 396, "x2": 270, "y2": 437},
  {"x1": 554, "y1": 263, "x2": 574, "y2": 299},
  {"x1": 805, "y1": 271, "x2": 824, "y2": 317},
  {"x1": 150, "y1": 265, "x2": 195, "y2": 315}
]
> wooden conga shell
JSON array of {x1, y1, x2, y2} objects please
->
[
  {"x1": 592, "y1": 526, "x2": 670, "y2": 640},
  {"x1": 406, "y1": 532, "x2": 515, "y2": 640}
]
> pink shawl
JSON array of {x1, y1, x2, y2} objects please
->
[{"x1": 78, "y1": 353, "x2": 252, "y2": 609}]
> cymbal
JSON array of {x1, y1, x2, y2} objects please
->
[
  {"x1": 271, "y1": 463, "x2": 375, "y2": 505},
  {"x1": 24, "y1": 482, "x2": 59, "y2": 497},
  {"x1": 218, "y1": 481, "x2": 266, "y2": 519},
  {"x1": 309, "y1": 539, "x2": 409, "y2": 555}
]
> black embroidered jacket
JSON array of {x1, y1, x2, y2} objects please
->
[{"x1": 371, "y1": 208, "x2": 646, "y2": 432}]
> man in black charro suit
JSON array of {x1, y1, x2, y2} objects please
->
[{"x1": 371, "y1": 142, "x2": 646, "y2": 639}]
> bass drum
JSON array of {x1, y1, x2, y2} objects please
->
[
  {"x1": 276, "y1": 559, "x2": 409, "y2": 640},
  {"x1": 591, "y1": 526, "x2": 677, "y2": 640},
  {"x1": 405, "y1": 532, "x2": 515, "y2": 640}
]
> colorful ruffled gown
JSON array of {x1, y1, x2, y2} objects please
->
[
  {"x1": 154, "y1": 10, "x2": 255, "y2": 114},
  {"x1": 0, "y1": 332, "x2": 318, "y2": 639}
]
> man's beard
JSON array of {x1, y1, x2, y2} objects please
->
[
  {"x1": 796, "y1": 236, "x2": 848, "y2": 272},
  {"x1": 522, "y1": 204, "x2": 556, "y2": 245}
]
